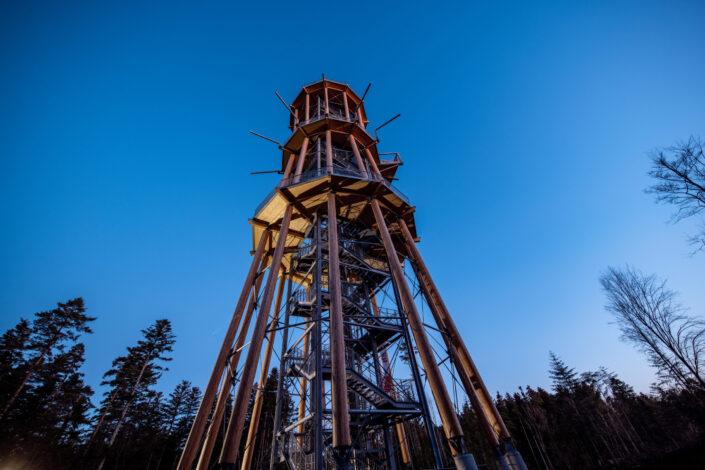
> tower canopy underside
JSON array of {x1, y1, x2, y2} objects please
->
[{"x1": 250, "y1": 173, "x2": 418, "y2": 283}]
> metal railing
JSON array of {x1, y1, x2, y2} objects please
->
[
  {"x1": 299, "y1": 102, "x2": 358, "y2": 125},
  {"x1": 378, "y1": 152, "x2": 402, "y2": 165}
]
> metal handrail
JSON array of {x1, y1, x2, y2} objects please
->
[{"x1": 299, "y1": 102, "x2": 358, "y2": 126}]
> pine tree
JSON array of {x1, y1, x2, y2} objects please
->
[
  {"x1": 0, "y1": 318, "x2": 32, "y2": 405},
  {"x1": 88, "y1": 319, "x2": 175, "y2": 470},
  {"x1": 150, "y1": 380, "x2": 201, "y2": 470},
  {"x1": 0, "y1": 299, "x2": 95, "y2": 470},
  {"x1": 0, "y1": 298, "x2": 94, "y2": 419},
  {"x1": 548, "y1": 351, "x2": 578, "y2": 392}
]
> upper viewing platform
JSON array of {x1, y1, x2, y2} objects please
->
[
  {"x1": 275, "y1": 78, "x2": 405, "y2": 190},
  {"x1": 288, "y1": 79, "x2": 368, "y2": 128},
  {"x1": 249, "y1": 78, "x2": 418, "y2": 274}
]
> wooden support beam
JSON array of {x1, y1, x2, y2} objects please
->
[
  {"x1": 196, "y1": 257, "x2": 269, "y2": 470},
  {"x1": 176, "y1": 231, "x2": 270, "y2": 470},
  {"x1": 250, "y1": 218, "x2": 306, "y2": 240},
  {"x1": 279, "y1": 187, "x2": 313, "y2": 223},
  {"x1": 348, "y1": 135, "x2": 369, "y2": 178},
  {"x1": 324, "y1": 85, "x2": 330, "y2": 115},
  {"x1": 327, "y1": 193, "x2": 353, "y2": 455},
  {"x1": 398, "y1": 219, "x2": 512, "y2": 445},
  {"x1": 369, "y1": 199, "x2": 466, "y2": 455},
  {"x1": 281, "y1": 152, "x2": 296, "y2": 187},
  {"x1": 240, "y1": 274, "x2": 287, "y2": 470},
  {"x1": 343, "y1": 92, "x2": 350, "y2": 120},
  {"x1": 219, "y1": 204, "x2": 294, "y2": 466},
  {"x1": 293, "y1": 137, "x2": 310, "y2": 184},
  {"x1": 305, "y1": 93, "x2": 310, "y2": 121},
  {"x1": 326, "y1": 130, "x2": 333, "y2": 174},
  {"x1": 364, "y1": 147, "x2": 382, "y2": 180}
]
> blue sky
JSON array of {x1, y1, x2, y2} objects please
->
[{"x1": 1, "y1": 0, "x2": 704, "y2": 400}]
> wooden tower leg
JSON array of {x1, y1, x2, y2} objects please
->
[
  {"x1": 370, "y1": 200, "x2": 478, "y2": 470},
  {"x1": 240, "y1": 274, "x2": 287, "y2": 470},
  {"x1": 397, "y1": 219, "x2": 528, "y2": 470},
  {"x1": 219, "y1": 204, "x2": 294, "y2": 468},
  {"x1": 327, "y1": 193, "x2": 353, "y2": 468},
  {"x1": 176, "y1": 231, "x2": 270, "y2": 470},
  {"x1": 195, "y1": 255, "x2": 269, "y2": 470}
]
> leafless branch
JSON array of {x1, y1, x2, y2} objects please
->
[
  {"x1": 647, "y1": 136, "x2": 705, "y2": 252},
  {"x1": 600, "y1": 266, "x2": 705, "y2": 391}
]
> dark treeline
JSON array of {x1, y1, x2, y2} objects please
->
[
  {"x1": 0, "y1": 299, "x2": 202, "y2": 470},
  {"x1": 0, "y1": 297, "x2": 289, "y2": 470},
  {"x1": 459, "y1": 355, "x2": 705, "y2": 469}
]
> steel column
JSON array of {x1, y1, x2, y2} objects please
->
[
  {"x1": 387, "y1": 264, "x2": 444, "y2": 470},
  {"x1": 313, "y1": 214, "x2": 324, "y2": 470},
  {"x1": 370, "y1": 295, "x2": 411, "y2": 466}
]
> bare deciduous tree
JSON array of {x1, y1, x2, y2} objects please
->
[
  {"x1": 647, "y1": 136, "x2": 705, "y2": 253},
  {"x1": 600, "y1": 266, "x2": 705, "y2": 391}
]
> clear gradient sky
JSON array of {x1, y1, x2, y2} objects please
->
[{"x1": 1, "y1": 1, "x2": 704, "y2": 400}]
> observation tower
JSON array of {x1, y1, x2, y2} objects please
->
[{"x1": 177, "y1": 79, "x2": 527, "y2": 470}]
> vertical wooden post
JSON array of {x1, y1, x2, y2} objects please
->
[
  {"x1": 348, "y1": 135, "x2": 369, "y2": 178},
  {"x1": 294, "y1": 138, "x2": 309, "y2": 183},
  {"x1": 342, "y1": 92, "x2": 350, "y2": 120},
  {"x1": 196, "y1": 259, "x2": 268, "y2": 470},
  {"x1": 281, "y1": 152, "x2": 296, "y2": 187},
  {"x1": 363, "y1": 147, "x2": 382, "y2": 180},
  {"x1": 219, "y1": 204, "x2": 294, "y2": 466},
  {"x1": 369, "y1": 200, "x2": 466, "y2": 455},
  {"x1": 240, "y1": 274, "x2": 287, "y2": 470},
  {"x1": 176, "y1": 231, "x2": 270, "y2": 470},
  {"x1": 305, "y1": 93, "x2": 310, "y2": 121},
  {"x1": 316, "y1": 137, "x2": 321, "y2": 171},
  {"x1": 326, "y1": 193, "x2": 353, "y2": 463},
  {"x1": 326, "y1": 130, "x2": 334, "y2": 174},
  {"x1": 324, "y1": 85, "x2": 330, "y2": 116}
]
